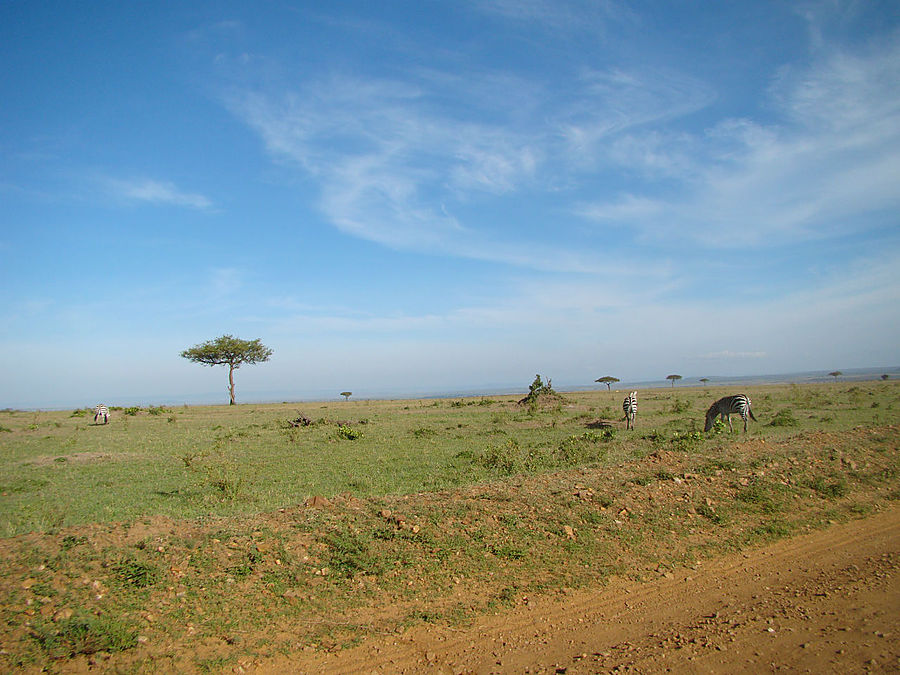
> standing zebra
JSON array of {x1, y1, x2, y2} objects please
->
[
  {"x1": 704, "y1": 394, "x2": 756, "y2": 432},
  {"x1": 623, "y1": 391, "x2": 637, "y2": 430},
  {"x1": 93, "y1": 404, "x2": 109, "y2": 424}
]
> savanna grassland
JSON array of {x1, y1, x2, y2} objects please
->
[{"x1": 0, "y1": 381, "x2": 897, "y2": 672}]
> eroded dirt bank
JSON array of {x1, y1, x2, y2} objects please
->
[{"x1": 260, "y1": 505, "x2": 899, "y2": 674}]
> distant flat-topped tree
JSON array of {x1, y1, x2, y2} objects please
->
[
  {"x1": 666, "y1": 374, "x2": 682, "y2": 387},
  {"x1": 595, "y1": 376, "x2": 620, "y2": 392},
  {"x1": 180, "y1": 334, "x2": 273, "y2": 406},
  {"x1": 340, "y1": 391, "x2": 352, "y2": 401}
]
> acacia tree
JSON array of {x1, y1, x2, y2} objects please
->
[
  {"x1": 666, "y1": 374, "x2": 682, "y2": 387},
  {"x1": 699, "y1": 378, "x2": 710, "y2": 384},
  {"x1": 180, "y1": 334, "x2": 273, "y2": 405},
  {"x1": 340, "y1": 391, "x2": 352, "y2": 401},
  {"x1": 829, "y1": 370, "x2": 843, "y2": 383},
  {"x1": 595, "y1": 376, "x2": 620, "y2": 392}
]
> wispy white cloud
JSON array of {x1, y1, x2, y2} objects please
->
[
  {"x1": 105, "y1": 177, "x2": 213, "y2": 210},
  {"x1": 226, "y1": 62, "x2": 713, "y2": 270},
  {"x1": 470, "y1": 0, "x2": 632, "y2": 35},
  {"x1": 579, "y1": 35, "x2": 900, "y2": 246}
]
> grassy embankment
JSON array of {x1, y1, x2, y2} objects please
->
[{"x1": 0, "y1": 381, "x2": 897, "y2": 671}]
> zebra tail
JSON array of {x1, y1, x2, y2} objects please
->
[{"x1": 748, "y1": 407, "x2": 757, "y2": 421}]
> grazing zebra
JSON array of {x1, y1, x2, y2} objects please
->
[
  {"x1": 704, "y1": 394, "x2": 756, "y2": 432},
  {"x1": 623, "y1": 391, "x2": 637, "y2": 430},
  {"x1": 93, "y1": 404, "x2": 109, "y2": 424}
]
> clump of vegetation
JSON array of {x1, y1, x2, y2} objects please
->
[
  {"x1": 112, "y1": 557, "x2": 160, "y2": 588},
  {"x1": 706, "y1": 418, "x2": 727, "y2": 435},
  {"x1": 670, "y1": 397, "x2": 691, "y2": 413},
  {"x1": 123, "y1": 407, "x2": 140, "y2": 416},
  {"x1": 479, "y1": 439, "x2": 552, "y2": 475},
  {"x1": 287, "y1": 414, "x2": 314, "y2": 428},
  {"x1": 207, "y1": 472, "x2": 245, "y2": 500},
  {"x1": 337, "y1": 424, "x2": 363, "y2": 440},
  {"x1": 670, "y1": 431, "x2": 703, "y2": 452},
  {"x1": 768, "y1": 408, "x2": 799, "y2": 427},
  {"x1": 323, "y1": 528, "x2": 388, "y2": 577},
  {"x1": 451, "y1": 398, "x2": 494, "y2": 407},
  {"x1": 29, "y1": 613, "x2": 138, "y2": 658},
  {"x1": 70, "y1": 409, "x2": 88, "y2": 417},
  {"x1": 806, "y1": 476, "x2": 848, "y2": 499},
  {"x1": 555, "y1": 430, "x2": 613, "y2": 464},
  {"x1": 518, "y1": 374, "x2": 564, "y2": 411}
]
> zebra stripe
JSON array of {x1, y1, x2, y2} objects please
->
[
  {"x1": 623, "y1": 391, "x2": 637, "y2": 430},
  {"x1": 93, "y1": 404, "x2": 109, "y2": 424},
  {"x1": 704, "y1": 394, "x2": 756, "y2": 432}
]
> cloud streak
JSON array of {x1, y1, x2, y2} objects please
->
[
  {"x1": 579, "y1": 35, "x2": 900, "y2": 247},
  {"x1": 225, "y1": 58, "x2": 715, "y2": 270},
  {"x1": 105, "y1": 178, "x2": 213, "y2": 210}
]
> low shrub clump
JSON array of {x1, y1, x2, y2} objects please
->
[
  {"x1": 337, "y1": 424, "x2": 363, "y2": 441},
  {"x1": 768, "y1": 408, "x2": 799, "y2": 427}
]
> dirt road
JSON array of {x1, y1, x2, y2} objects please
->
[{"x1": 260, "y1": 506, "x2": 899, "y2": 674}]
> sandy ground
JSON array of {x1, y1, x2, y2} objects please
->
[{"x1": 257, "y1": 505, "x2": 899, "y2": 674}]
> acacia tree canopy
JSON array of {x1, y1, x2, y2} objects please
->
[
  {"x1": 666, "y1": 374, "x2": 682, "y2": 387},
  {"x1": 595, "y1": 376, "x2": 620, "y2": 391},
  {"x1": 180, "y1": 334, "x2": 273, "y2": 405}
]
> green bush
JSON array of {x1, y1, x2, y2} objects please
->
[
  {"x1": 768, "y1": 408, "x2": 798, "y2": 427},
  {"x1": 670, "y1": 431, "x2": 703, "y2": 452},
  {"x1": 555, "y1": 431, "x2": 613, "y2": 464},
  {"x1": 337, "y1": 424, "x2": 363, "y2": 440},
  {"x1": 670, "y1": 397, "x2": 691, "y2": 413},
  {"x1": 480, "y1": 439, "x2": 525, "y2": 474}
]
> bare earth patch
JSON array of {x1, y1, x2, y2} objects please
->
[{"x1": 258, "y1": 506, "x2": 900, "y2": 673}]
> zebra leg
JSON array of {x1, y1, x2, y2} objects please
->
[{"x1": 725, "y1": 413, "x2": 734, "y2": 432}]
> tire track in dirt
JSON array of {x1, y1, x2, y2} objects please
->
[{"x1": 257, "y1": 505, "x2": 900, "y2": 674}]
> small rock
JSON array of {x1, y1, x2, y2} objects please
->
[{"x1": 53, "y1": 608, "x2": 74, "y2": 622}]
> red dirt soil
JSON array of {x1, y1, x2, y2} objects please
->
[{"x1": 257, "y1": 505, "x2": 899, "y2": 674}]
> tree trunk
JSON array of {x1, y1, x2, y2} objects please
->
[{"x1": 229, "y1": 364, "x2": 236, "y2": 405}]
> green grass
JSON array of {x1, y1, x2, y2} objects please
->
[
  {"x1": 0, "y1": 382, "x2": 895, "y2": 672},
  {"x1": 1, "y1": 381, "x2": 898, "y2": 535}
]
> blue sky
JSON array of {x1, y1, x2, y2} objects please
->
[{"x1": 2, "y1": 1, "x2": 898, "y2": 408}]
